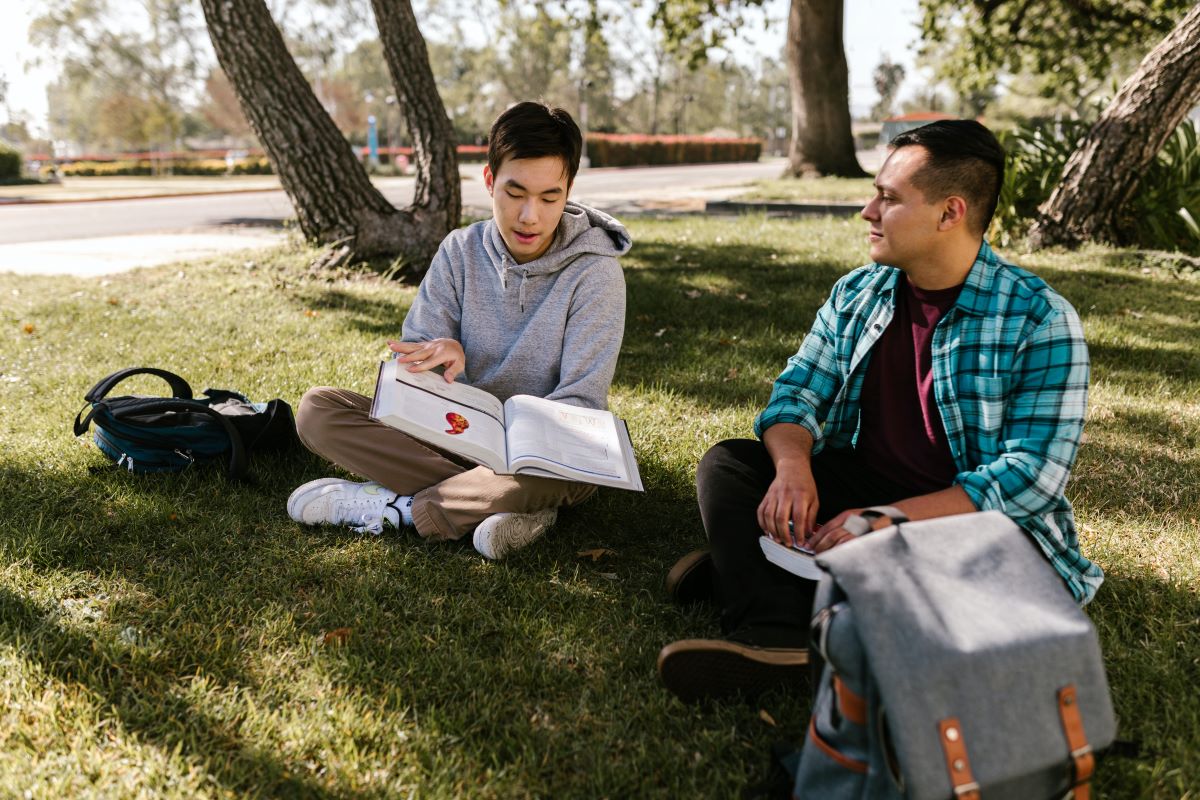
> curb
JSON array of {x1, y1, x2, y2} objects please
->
[{"x1": 705, "y1": 200, "x2": 862, "y2": 217}]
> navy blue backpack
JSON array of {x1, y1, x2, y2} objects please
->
[{"x1": 74, "y1": 367, "x2": 298, "y2": 479}]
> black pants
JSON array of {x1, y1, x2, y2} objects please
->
[{"x1": 696, "y1": 439, "x2": 914, "y2": 649}]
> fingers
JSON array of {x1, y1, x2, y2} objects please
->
[
  {"x1": 388, "y1": 339, "x2": 466, "y2": 381},
  {"x1": 811, "y1": 527, "x2": 855, "y2": 554},
  {"x1": 758, "y1": 486, "x2": 817, "y2": 546},
  {"x1": 388, "y1": 339, "x2": 421, "y2": 354}
]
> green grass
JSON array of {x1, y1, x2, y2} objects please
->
[
  {"x1": 1, "y1": 217, "x2": 1198, "y2": 798},
  {"x1": 734, "y1": 177, "x2": 876, "y2": 203}
]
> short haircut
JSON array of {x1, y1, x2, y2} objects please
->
[
  {"x1": 890, "y1": 120, "x2": 1006, "y2": 235},
  {"x1": 487, "y1": 101, "x2": 583, "y2": 185}
]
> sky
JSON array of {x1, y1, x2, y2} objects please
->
[{"x1": 0, "y1": 0, "x2": 924, "y2": 137}]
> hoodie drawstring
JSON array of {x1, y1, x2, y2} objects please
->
[{"x1": 519, "y1": 270, "x2": 528, "y2": 312}]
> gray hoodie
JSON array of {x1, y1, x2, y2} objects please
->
[{"x1": 401, "y1": 201, "x2": 631, "y2": 410}]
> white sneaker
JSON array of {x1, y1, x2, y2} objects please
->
[
  {"x1": 472, "y1": 509, "x2": 558, "y2": 560},
  {"x1": 287, "y1": 478, "x2": 400, "y2": 535}
]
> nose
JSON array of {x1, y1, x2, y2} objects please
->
[
  {"x1": 861, "y1": 195, "x2": 879, "y2": 222},
  {"x1": 518, "y1": 198, "x2": 537, "y2": 225}
]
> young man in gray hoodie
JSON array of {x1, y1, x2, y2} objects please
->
[{"x1": 286, "y1": 102, "x2": 631, "y2": 559}]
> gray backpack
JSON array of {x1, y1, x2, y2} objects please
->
[{"x1": 793, "y1": 510, "x2": 1115, "y2": 800}]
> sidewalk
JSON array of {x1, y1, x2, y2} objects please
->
[{"x1": 0, "y1": 231, "x2": 288, "y2": 277}]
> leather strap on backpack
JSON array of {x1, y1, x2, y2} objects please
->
[
  {"x1": 937, "y1": 717, "x2": 980, "y2": 800},
  {"x1": 843, "y1": 506, "x2": 910, "y2": 536},
  {"x1": 1057, "y1": 684, "x2": 1095, "y2": 800},
  {"x1": 84, "y1": 367, "x2": 193, "y2": 403}
]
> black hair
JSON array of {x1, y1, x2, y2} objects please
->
[
  {"x1": 889, "y1": 120, "x2": 1006, "y2": 235},
  {"x1": 487, "y1": 101, "x2": 583, "y2": 185}
]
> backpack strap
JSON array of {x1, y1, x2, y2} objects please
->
[
  {"x1": 84, "y1": 367, "x2": 193, "y2": 403},
  {"x1": 936, "y1": 718, "x2": 980, "y2": 800},
  {"x1": 108, "y1": 398, "x2": 248, "y2": 479},
  {"x1": 1057, "y1": 685, "x2": 1095, "y2": 800}
]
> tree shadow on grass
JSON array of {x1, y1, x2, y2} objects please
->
[
  {"x1": 0, "y1": 446, "x2": 805, "y2": 797},
  {"x1": 0, "y1": 582, "x2": 338, "y2": 799},
  {"x1": 287, "y1": 288, "x2": 413, "y2": 339},
  {"x1": 1072, "y1": 406, "x2": 1200, "y2": 514},
  {"x1": 617, "y1": 242, "x2": 852, "y2": 410},
  {"x1": 1085, "y1": 570, "x2": 1200, "y2": 799}
]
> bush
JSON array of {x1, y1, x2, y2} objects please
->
[
  {"x1": 0, "y1": 143, "x2": 21, "y2": 180},
  {"x1": 44, "y1": 157, "x2": 275, "y2": 178},
  {"x1": 586, "y1": 134, "x2": 762, "y2": 168},
  {"x1": 994, "y1": 119, "x2": 1200, "y2": 253}
]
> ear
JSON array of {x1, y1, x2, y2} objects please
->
[
  {"x1": 483, "y1": 165, "x2": 494, "y2": 196},
  {"x1": 938, "y1": 196, "x2": 968, "y2": 231}
]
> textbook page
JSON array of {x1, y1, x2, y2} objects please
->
[
  {"x1": 758, "y1": 536, "x2": 823, "y2": 580},
  {"x1": 503, "y1": 394, "x2": 641, "y2": 490},
  {"x1": 371, "y1": 358, "x2": 509, "y2": 473}
]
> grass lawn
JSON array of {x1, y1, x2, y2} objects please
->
[
  {"x1": 1, "y1": 216, "x2": 1197, "y2": 798},
  {"x1": 734, "y1": 177, "x2": 876, "y2": 203}
]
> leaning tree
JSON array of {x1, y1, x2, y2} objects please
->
[
  {"x1": 199, "y1": 0, "x2": 459, "y2": 274},
  {"x1": 1030, "y1": 4, "x2": 1200, "y2": 249}
]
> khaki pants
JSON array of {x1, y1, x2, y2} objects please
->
[{"x1": 295, "y1": 387, "x2": 596, "y2": 540}]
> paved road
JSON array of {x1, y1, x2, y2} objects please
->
[{"x1": 0, "y1": 160, "x2": 785, "y2": 245}]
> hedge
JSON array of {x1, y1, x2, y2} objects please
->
[
  {"x1": 34, "y1": 139, "x2": 759, "y2": 177},
  {"x1": 585, "y1": 134, "x2": 762, "y2": 167},
  {"x1": 0, "y1": 144, "x2": 21, "y2": 180},
  {"x1": 43, "y1": 157, "x2": 274, "y2": 178}
]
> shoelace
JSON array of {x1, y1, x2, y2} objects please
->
[
  {"x1": 349, "y1": 514, "x2": 384, "y2": 536},
  {"x1": 330, "y1": 497, "x2": 389, "y2": 535}
]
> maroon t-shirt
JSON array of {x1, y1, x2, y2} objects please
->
[{"x1": 856, "y1": 274, "x2": 962, "y2": 495}]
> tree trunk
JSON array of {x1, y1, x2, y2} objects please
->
[
  {"x1": 1029, "y1": 4, "x2": 1200, "y2": 250},
  {"x1": 785, "y1": 0, "x2": 866, "y2": 178},
  {"x1": 371, "y1": 0, "x2": 460, "y2": 240},
  {"x1": 199, "y1": 0, "x2": 458, "y2": 274}
]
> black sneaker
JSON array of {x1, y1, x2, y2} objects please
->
[
  {"x1": 665, "y1": 549, "x2": 714, "y2": 605},
  {"x1": 656, "y1": 638, "x2": 810, "y2": 703}
]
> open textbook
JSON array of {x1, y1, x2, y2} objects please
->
[
  {"x1": 759, "y1": 535, "x2": 823, "y2": 580},
  {"x1": 370, "y1": 358, "x2": 644, "y2": 491}
]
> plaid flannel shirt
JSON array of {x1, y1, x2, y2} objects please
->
[{"x1": 754, "y1": 241, "x2": 1102, "y2": 603}]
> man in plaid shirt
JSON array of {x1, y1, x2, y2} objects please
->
[{"x1": 657, "y1": 120, "x2": 1100, "y2": 703}]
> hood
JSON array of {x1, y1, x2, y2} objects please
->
[{"x1": 484, "y1": 200, "x2": 633, "y2": 277}]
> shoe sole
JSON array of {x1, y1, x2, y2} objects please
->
[
  {"x1": 657, "y1": 639, "x2": 809, "y2": 703},
  {"x1": 286, "y1": 478, "x2": 346, "y2": 523},
  {"x1": 473, "y1": 509, "x2": 557, "y2": 560},
  {"x1": 665, "y1": 549, "x2": 714, "y2": 605}
]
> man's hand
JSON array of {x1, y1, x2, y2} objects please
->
[
  {"x1": 807, "y1": 508, "x2": 870, "y2": 553},
  {"x1": 757, "y1": 462, "x2": 820, "y2": 547},
  {"x1": 388, "y1": 338, "x2": 467, "y2": 383},
  {"x1": 759, "y1": 423, "x2": 820, "y2": 545}
]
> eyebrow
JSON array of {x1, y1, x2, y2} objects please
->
[{"x1": 503, "y1": 179, "x2": 564, "y2": 196}]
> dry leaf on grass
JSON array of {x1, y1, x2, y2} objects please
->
[
  {"x1": 759, "y1": 709, "x2": 777, "y2": 727},
  {"x1": 577, "y1": 548, "x2": 618, "y2": 562},
  {"x1": 322, "y1": 627, "x2": 352, "y2": 646},
  {"x1": 684, "y1": 289, "x2": 703, "y2": 299}
]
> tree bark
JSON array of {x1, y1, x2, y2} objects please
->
[
  {"x1": 199, "y1": 0, "x2": 458, "y2": 274},
  {"x1": 785, "y1": 0, "x2": 867, "y2": 178},
  {"x1": 371, "y1": 0, "x2": 460, "y2": 240},
  {"x1": 1029, "y1": 4, "x2": 1200, "y2": 250}
]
